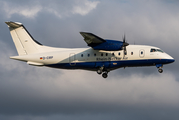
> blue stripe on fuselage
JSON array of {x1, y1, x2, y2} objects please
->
[{"x1": 46, "y1": 59, "x2": 174, "y2": 70}]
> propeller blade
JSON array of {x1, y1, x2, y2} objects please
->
[
  {"x1": 123, "y1": 34, "x2": 125, "y2": 43},
  {"x1": 123, "y1": 48, "x2": 125, "y2": 58},
  {"x1": 122, "y1": 34, "x2": 129, "y2": 58},
  {"x1": 122, "y1": 34, "x2": 129, "y2": 47}
]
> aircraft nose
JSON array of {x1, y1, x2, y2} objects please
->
[
  {"x1": 167, "y1": 55, "x2": 175, "y2": 63},
  {"x1": 164, "y1": 53, "x2": 175, "y2": 63},
  {"x1": 168, "y1": 58, "x2": 175, "y2": 63}
]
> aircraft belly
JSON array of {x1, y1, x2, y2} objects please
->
[
  {"x1": 45, "y1": 59, "x2": 172, "y2": 71},
  {"x1": 46, "y1": 62, "x2": 96, "y2": 70}
]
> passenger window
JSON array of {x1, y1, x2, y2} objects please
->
[
  {"x1": 101, "y1": 53, "x2": 103, "y2": 56},
  {"x1": 118, "y1": 52, "x2": 120, "y2": 56},
  {"x1": 94, "y1": 53, "x2": 96, "y2": 56},
  {"x1": 106, "y1": 53, "x2": 108, "y2": 56},
  {"x1": 112, "y1": 53, "x2": 114, "y2": 56},
  {"x1": 131, "y1": 52, "x2": 133, "y2": 55},
  {"x1": 88, "y1": 54, "x2": 90, "y2": 57},
  {"x1": 81, "y1": 54, "x2": 83, "y2": 57},
  {"x1": 141, "y1": 51, "x2": 143, "y2": 54}
]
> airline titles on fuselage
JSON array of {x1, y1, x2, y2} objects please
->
[{"x1": 96, "y1": 57, "x2": 127, "y2": 61}]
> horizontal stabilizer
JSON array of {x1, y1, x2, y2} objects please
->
[
  {"x1": 10, "y1": 56, "x2": 44, "y2": 66},
  {"x1": 10, "y1": 56, "x2": 26, "y2": 61}
]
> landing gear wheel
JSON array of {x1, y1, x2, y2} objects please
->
[
  {"x1": 102, "y1": 73, "x2": 108, "y2": 78},
  {"x1": 97, "y1": 69, "x2": 102, "y2": 74},
  {"x1": 158, "y1": 69, "x2": 163, "y2": 73}
]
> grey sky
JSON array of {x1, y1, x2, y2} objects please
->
[{"x1": 0, "y1": 0, "x2": 179, "y2": 120}]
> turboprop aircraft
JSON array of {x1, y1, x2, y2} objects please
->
[{"x1": 5, "y1": 21, "x2": 175, "y2": 78}]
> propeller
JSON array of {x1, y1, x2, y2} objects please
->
[{"x1": 122, "y1": 34, "x2": 129, "y2": 58}]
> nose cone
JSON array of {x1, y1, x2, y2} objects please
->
[
  {"x1": 168, "y1": 58, "x2": 175, "y2": 63},
  {"x1": 166, "y1": 54, "x2": 175, "y2": 63}
]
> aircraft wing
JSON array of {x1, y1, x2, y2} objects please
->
[
  {"x1": 80, "y1": 32, "x2": 106, "y2": 47},
  {"x1": 80, "y1": 32, "x2": 125, "y2": 51}
]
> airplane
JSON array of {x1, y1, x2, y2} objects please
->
[{"x1": 5, "y1": 21, "x2": 175, "y2": 78}]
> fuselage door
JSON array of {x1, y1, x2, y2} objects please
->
[
  {"x1": 139, "y1": 49, "x2": 145, "y2": 58},
  {"x1": 69, "y1": 53, "x2": 76, "y2": 66}
]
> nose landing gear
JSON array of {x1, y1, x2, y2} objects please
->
[
  {"x1": 158, "y1": 68, "x2": 163, "y2": 73},
  {"x1": 156, "y1": 64, "x2": 163, "y2": 73}
]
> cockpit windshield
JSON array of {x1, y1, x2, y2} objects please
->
[
  {"x1": 156, "y1": 49, "x2": 164, "y2": 53},
  {"x1": 150, "y1": 48, "x2": 164, "y2": 53},
  {"x1": 150, "y1": 49, "x2": 156, "y2": 52}
]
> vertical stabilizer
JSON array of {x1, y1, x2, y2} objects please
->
[{"x1": 5, "y1": 21, "x2": 42, "y2": 55}]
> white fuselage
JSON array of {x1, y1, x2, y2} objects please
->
[{"x1": 11, "y1": 45, "x2": 174, "y2": 71}]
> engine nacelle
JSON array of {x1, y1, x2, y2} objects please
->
[{"x1": 92, "y1": 40, "x2": 123, "y2": 51}]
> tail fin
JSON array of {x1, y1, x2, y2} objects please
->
[{"x1": 5, "y1": 21, "x2": 42, "y2": 55}]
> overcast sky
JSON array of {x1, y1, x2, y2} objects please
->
[{"x1": 0, "y1": 0, "x2": 179, "y2": 120}]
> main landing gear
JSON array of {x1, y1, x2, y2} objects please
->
[
  {"x1": 97, "y1": 66, "x2": 109, "y2": 78},
  {"x1": 102, "y1": 72, "x2": 108, "y2": 78},
  {"x1": 97, "y1": 66, "x2": 104, "y2": 74}
]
